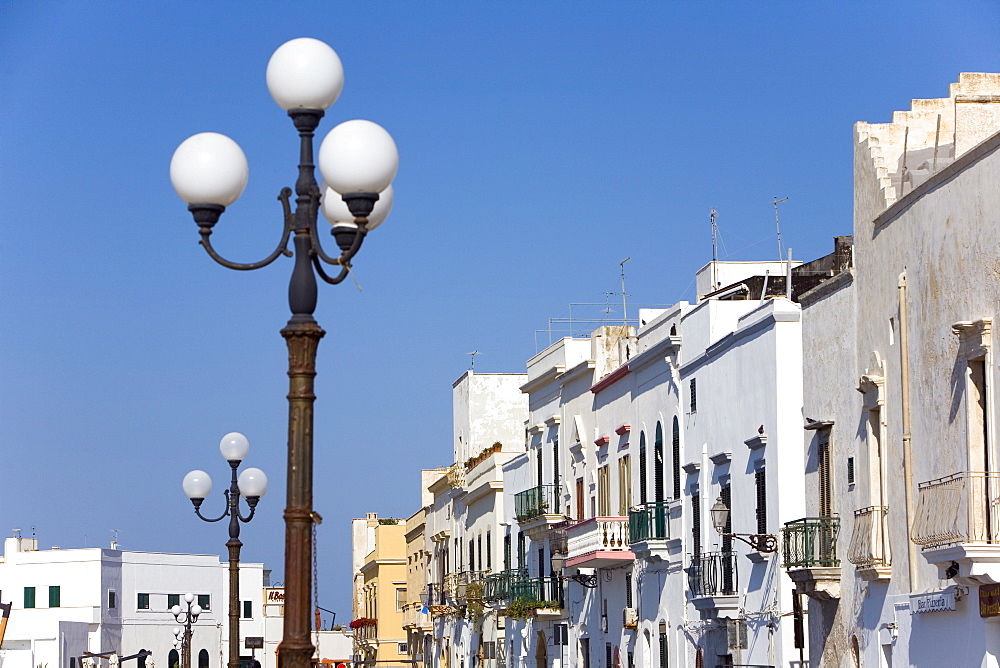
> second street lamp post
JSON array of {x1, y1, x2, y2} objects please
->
[
  {"x1": 172, "y1": 594, "x2": 201, "y2": 668},
  {"x1": 170, "y1": 38, "x2": 398, "y2": 668},
  {"x1": 182, "y1": 432, "x2": 268, "y2": 668}
]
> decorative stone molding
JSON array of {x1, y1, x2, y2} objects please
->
[{"x1": 952, "y1": 318, "x2": 992, "y2": 361}]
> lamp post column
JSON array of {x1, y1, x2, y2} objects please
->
[{"x1": 279, "y1": 317, "x2": 323, "y2": 668}]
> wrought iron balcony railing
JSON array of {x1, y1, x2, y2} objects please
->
[
  {"x1": 912, "y1": 471, "x2": 1000, "y2": 548},
  {"x1": 629, "y1": 500, "x2": 673, "y2": 542},
  {"x1": 688, "y1": 551, "x2": 738, "y2": 597},
  {"x1": 510, "y1": 575, "x2": 565, "y2": 607},
  {"x1": 848, "y1": 505, "x2": 890, "y2": 568},
  {"x1": 781, "y1": 516, "x2": 840, "y2": 568},
  {"x1": 514, "y1": 484, "x2": 560, "y2": 522},
  {"x1": 483, "y1": 568, "x2": 528, "y2": 602}
]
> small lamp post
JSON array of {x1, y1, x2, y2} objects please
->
[
  {"x1": 182, "y1": 433, "x2": 268, "y2": 668},
  {"x1": 171, "y1": 593, "x2": 202, "y2": 668},
  {"x1": 170, "y1": 38, "x2": 397, "y2": 668},
  {"x1": 710, "y1": 496, "x2": 777, "y2": 553}
]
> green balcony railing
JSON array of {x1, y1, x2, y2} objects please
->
[
  {"x1": 781, "y1": 516, "x2": 840, "y2": 568},
  {"x1": 483, "y1": 569, "x2": 527, "y2": 602},
  {"x1": 510, "y1": 575, "x2": 564, "y2": 607},
  {"x1": 629, "y1": 500, "x2": 672, "y2": 542},
  {"x1": 514, "y1": 484, "x2": 559, "y2": 522}
]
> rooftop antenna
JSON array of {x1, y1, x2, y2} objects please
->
[
  {"x1": 773, "y1": 197, "x2": 789, "y2": 261},
  {"x1": 710, "y1": 209, "x2": 719, "y2": 290},
  {"x1": 110, "y1": 529, "x2": 119, "y2": 550},
  {"x1": 619, "y1": 257, "x2": 631, "y2": 325},
  {"x1": 466, "y1": 351, "x2": 480, "y2": 372}
]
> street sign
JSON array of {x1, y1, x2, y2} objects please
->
[{"x1": 245, "y1": 637, "x2": 264, "y2": 649}]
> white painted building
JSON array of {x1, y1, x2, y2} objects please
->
[
  {"x1": 795, "y1": 73, "x2": 1000, "y2": 668},
  {"x1": 420, "y1": 372, "x2": 528, "y2": 668},
  {"x1": 0, "y1": 536, "x2": 271, "y2": 668}
]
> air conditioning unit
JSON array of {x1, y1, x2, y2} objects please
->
[{"x1": 623, "y1": 607, "x2": 638, "y2": 629}]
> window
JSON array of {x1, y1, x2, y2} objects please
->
[
  {"x1": 755, "y1": 465, "x2": 767, "y2": 535},
  {"x1": 659, "y1": 630, "x2": 668, "y2": 668},
  {"x1": 198, "y1": 594, "x2": 210, "y2": 610},
  {"x1": 486, "y1": 531, "x2": 492, "y2": 571},
  {"x1": 168, "y1": 594, "x2": 180, "y2": 609},
  {"x1": 477, "y1": 533, "x2": 483, "y2": 571},
  {"x1": 654, "y1": 423, "x2": 665, "y2": 502},
  {"x1": 469, "y1": 539, "x2": 474, "y2": 573},
  {"x1": 24, "y1": 586, "x2": 35, "y2": 608},
  {"x1": 618, "y1": 455, "x2": 632, "y2": 516},
  {"x1": 48, "y1": 586, "x2": 60, "y2": 608},
  {"x1": 504, "y1": 534, "x2": 511, "y2": 571},
  {"x1": 137, "y1": 592, "x2": 149, "y2": 610},
  {"x1": 517, "y1": 532, "x2": 525, "y2": 569},
  {"x1": 198, "y1": 649, "x2": 209, "y2": 668},
  {"x1": 690, "y1": 378, "x2": 697, "y2": 413},
  {"x1": 396, "y1": 588, "x2": 406, "y2": 612},
  {"x1": 108, "y1": 590, "x2": 117, "y2": 609},
  {"x1": 598, "y1": 465, "x2": 611, "y2": 516},
  {"x1": 397, "y1": 643, "x2": 408, "y2": 655},
  {"x1": 691, "y1": 489, "x2": 701, "y2": 557},
  {"x1": 672, "y1": 417, "x2": 681, "y2": 500},
  {"x1": 168, "y1": 650, "x2": 179, "y2": 668},
  {"x1": 606, "y1": 643, "x2": 613, "y2": 668},
  {"x1": 553, "y1": 437, "x2": 560, "y2": 489},
  {"x1": 720, "y1": 484, "x2": 734, "y2": 592},
  {"x1": 576, "y1": 478, "x2": 585, "y2": 520},
  {"x1": 818, "y1": 431, "x2": 832, "y2": 517},
  {"x1": 639, "y1": 432, "x2": 648, "y2": 505},
  {"x1": 537, "y1": 547, "x2": 545, "y2": 578},
  {"x1": 847, "y1": 456, "x2": 856, "y2": 485},
  {"x1": 242, "y1": 600, "x2": 252, "y2": 618},
  {"x1": 625, "y1": 572, "x2": 633, "y2": 608}
]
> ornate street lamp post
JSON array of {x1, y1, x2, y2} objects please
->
[
  {"x1": 182, "y1": 433, "x2": 269, "y2": 668},
  {"x1": 172, "y1": 594, "x2": 202, "y2": 668},
  {"x1": 170, "y1": 38, "x2": 398, "y2": 668}
]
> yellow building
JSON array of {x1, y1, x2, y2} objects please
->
[{"x1": 351, "y1": 513, "x2": 408, "y2": 666}]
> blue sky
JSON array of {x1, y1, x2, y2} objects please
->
[{"x1": 2, "y1": 1, "x2": 998, "y2": 622}]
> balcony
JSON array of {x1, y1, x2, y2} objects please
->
[
  {"x1": 629, "y1": 500, "x2": 683, "y2": 562},
  {"x1": 848, "y1": 506, "x2": 891, "y2": 581},
  {"x1": 781, "y1": 517, "x2": 840, "y2": 601},
  {"x1": 483, "y1": 568, "x2": 528, "y2": 603},
  {"x1": 514, "y1": 484, "x2": 564, "y2": 539},
  {"x1": 510, "y1": 575, "x2": 565, "y2": 608},
  {"x1": 402, "y1": 598, "x2": 431, "y2": 631},
  {"x1": 688, "y1": 551, "x2": 739, "y2": 614},
  {"x1": 425, "y1": 582, "x2": 456, "y2": 616},
  {"x1": 912, "y1": 471, "x2": 1000, "y2": 584},
  {"x1": 566, "y1": 517, "x2": 634, "y2": 568}
]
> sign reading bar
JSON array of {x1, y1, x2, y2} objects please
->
[
  {"x1": 981, "y1": 583, "x2": 1000, "y2": 618},
  {"x1": 910, "y1": 588, "x2": 957, "y2": 615},
  {"x1": 245, "y1": 637, "x2": 264, "y2": 649}
]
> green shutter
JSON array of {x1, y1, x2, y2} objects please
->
[
  {"x1": 49, "y1": 586, "x2": 60, "y2": 608},
  {"x1": 24, "y1": 587, "x2": 35, "y2": 608}
]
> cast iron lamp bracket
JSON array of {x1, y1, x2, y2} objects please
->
[{"x1": 710, "y1": 495, "x2": 778, "y2": 553}]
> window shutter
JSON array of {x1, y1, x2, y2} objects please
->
[
  {"x1": 654, "y1": 422, "x2": 664, "y2": 502},
  {"x1": 690, "y1": 378, "x2": 697, "y2": 413},
  {"x1": 818, "y1": 434, "x2": 831, "y2": 517},
  {"x1": 692, "y1": 492, "x2": 701, "y2": 557},
  {"x1": 639, "y1": 432, "x2": 648, "y2": 505},
  {"x1": 672, "y1": 417, "x2": 681, "y2": 500},
  {"x1": 756, "y1": 466, "x2": 767, "y2": 535}
]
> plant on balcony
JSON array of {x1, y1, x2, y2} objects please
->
[
  {"x1": 464, "y1": 441, "x2": 504, "y2": 470},
  {"x1": 504, "y1": 597, "x2": 543, "y2": 620},
  {"x1": 377, "y1": 518, "x2": 398, "y2": 525},
  {"x1": 348, "y1": 617, "x2": 376, "y2": 629},
  {"x1": 503, "y1": 597, "x2": 560, "y2": 620}
]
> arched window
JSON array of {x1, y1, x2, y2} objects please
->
[
  {"x1": 199, "y1": 649, "x2": 209, "y2": 668},
  {"x1": 639, "y1": 431, "x2": 647, "y2": 505},
  {"x1": 654, "y1": 422, "x2": 664, "y2": 502},
  {"x1": 168, "y1": 650, "x2": 179, "y2": 668}
]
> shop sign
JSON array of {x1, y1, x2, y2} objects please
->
[
  {"x1": 980, "y1": 583, "x2": 1000, "y2": 618},
  {"x1": 245, "y1": 637, "x2": 263, "y2": 649},
  {"x1": 910, "y1": 589, "x2": 957, "y2": 614}
]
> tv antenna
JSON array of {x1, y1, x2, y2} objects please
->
[
  {"x1": 710, "y1": 209, "x2": 718, "y2": 263},
  {"x1": 466, "y1": 351, "x2": 480, "y2": 372},
  {"x1": 773, "y1": 197, "x2": 789, "y2": 261},
  {"x1": 619, "y1": 257, "x2": 631, "y2": 325}
]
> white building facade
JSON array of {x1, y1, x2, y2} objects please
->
[{"x1": 0, "y1": 537, "x2": 271, "y2": 668}]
